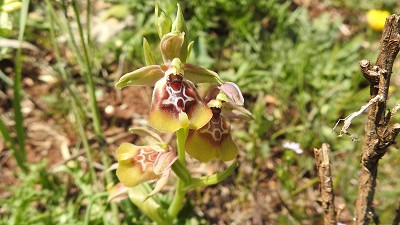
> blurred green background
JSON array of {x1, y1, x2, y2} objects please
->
[{"x1": 1, "y1": 0, "x2": 400, "y2": 224}]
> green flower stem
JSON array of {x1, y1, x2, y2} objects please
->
[
  {"x1": 176, "y1": 128, "x2": 188, "y2": 163},
  {"x1": 167, "y1": 128, "x2": 189, "y2": 221},
  {"x1": 166, "y1": 179, "x2": 185, "y2": 221}
]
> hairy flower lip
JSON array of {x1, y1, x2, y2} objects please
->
[
  {"x1": 185, "y1": 108, "x2": 238, "y2": 162},
  {"x1": 148, "y1": 76, "x2": 212, "y2": 132}
]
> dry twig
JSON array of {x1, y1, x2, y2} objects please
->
[
  {"x1": 393, "y1": 204, "x2": 400, "y2": 225},
  {"x1": 314, "y1": 143, "x2": 336, "y2": 225},
  {"x1": 353, "y1": 15, "x2": 400, "y2": 225}
]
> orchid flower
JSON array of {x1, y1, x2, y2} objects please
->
[
  {"x1": 185, "y1": 82, "x2": 248, "y2": 162},
  {"x1": 114, "y1": 142, "x2": 177, "y2": 198},
  {"x1": 115, "y1": 5, "x2": 222, "y2": 133}
]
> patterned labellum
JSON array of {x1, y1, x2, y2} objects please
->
[{"x1": 149, "y1": 74, "x2": 212, "y2": 132}]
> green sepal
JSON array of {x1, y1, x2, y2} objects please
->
[
  {"x1": 128, "y1": 127, "x2": 163, "y2": 145},
  {"x1": 155, "y1": 3, "x2": 172, "y2": 39},
  {"x1": 171, "y1": 4, "x2": 186, "y2": 33},
  {"x1": 171, "y1": 4, "x2": 189, "y2": 62},
  {"x1": 186, "y1": 160, "x2": 237, "y2": 189},
  {"x1": 115, "y1": 65, "x2": 164, "y2": 88},
  {"x1": 187, "y1": 41, "x2": 194, "y2": 59},
  {"x1": 182, "y1": 64, "x2": 223, "y2": 84},
  {"x1": 143, "y1": 38, "x2": 155, "y2": 66}
]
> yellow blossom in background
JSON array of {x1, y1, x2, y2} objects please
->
[{"x1": 366, "y1": 9, "x2": 390, "y2": 31}]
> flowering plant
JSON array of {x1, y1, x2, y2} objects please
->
[{"x1": 109, "y1": 4, "x2": 250, "y2": 224}]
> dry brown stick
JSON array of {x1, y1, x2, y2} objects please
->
[
  {"x1": 314, "y1": 143, "x2": 336, "y2": 225},
  {"x1": 355, "y1": 15, "x2": 400, "y2": 225},
  {"x1": 393, "y1": 204, "x2": 400, "y2": 225}
]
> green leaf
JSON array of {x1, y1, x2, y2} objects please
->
[{"x1": 115, "y1": 65, "x2": 164, "y2": 88}]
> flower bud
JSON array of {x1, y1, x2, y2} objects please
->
[{"x1": 160, "y1": 32, "x2": 184, "y2": 63}]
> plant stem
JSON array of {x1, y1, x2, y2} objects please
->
[
  {"x1": 167, "y1": 128, "x2": 189, "y2": 221},
  {"x1": 12, "y1": 0, "x2": 30, "y2": 174},
  {"x1": 48, "y1": 1, "x2": 119, "y2": 224},
  {"x1": 70, "y1": 2, "x2": 119, "y2": 224},
  {"x1": 84, "y1": 192, "x2": 109, "y2": 225},
  {"x1": 166, "y1": 179, "x2": 185, "y2": 221},
  {"x1": 176, "y1": 128, "x2": 188, "y2": 163}
]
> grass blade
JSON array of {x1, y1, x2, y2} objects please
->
[{"x1": 12, "y1": 0, "x2": 30, "y2": 173}]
